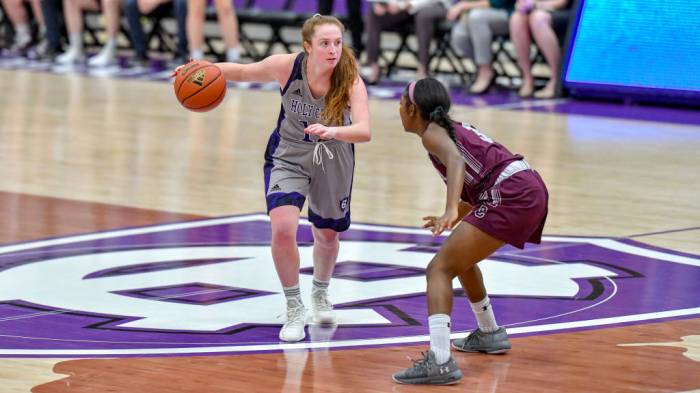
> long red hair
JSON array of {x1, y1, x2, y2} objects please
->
[{"x1": 301, "y1": 15, "x2": 358, "y2": 126}]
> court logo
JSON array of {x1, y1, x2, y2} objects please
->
[{"x1": 0, "y1": 214, "x2": 698, "y2": 357}]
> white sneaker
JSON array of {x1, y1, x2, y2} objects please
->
[
  {"x1": 311, "y1": 289, "x2": 336, "y2": 324},
  {"x1": 279, "y1": 299, "x2": 306, "y2": 342},
  {"x1": 88, "y1": 49, "x2": 116, "y2": 67},
  {"x1": 56, "y1": 49, "x2": 83, "y2": 65}
]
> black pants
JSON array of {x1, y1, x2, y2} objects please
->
[
  {"x1": 40, "y1": 0, "x2": 64, "y2": 52},
  {"x1": 317, "y1": 0, "x2": 364, "y2": 56}
]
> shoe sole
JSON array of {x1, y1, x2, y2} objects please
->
[
  {"x1": 451, "y1": 342, "x2": 511, "y2": 354},
  {"x1": 279, "y1": 333, "x2": 306, "y2": 342},
  {"x1": 391, "y1": 373, "x2": 462, "y2": 385}
]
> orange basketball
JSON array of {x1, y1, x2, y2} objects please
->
[{"x1": 174, "y1": 60, "x2": 226, "y2": 112}]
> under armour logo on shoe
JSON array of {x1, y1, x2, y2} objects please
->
[
  {"x1": 439, "y1": 366, "x2": 451, "y2": 374},
  {"x1": 270, "y1": 184, "x2": 281, "y2": 192}
]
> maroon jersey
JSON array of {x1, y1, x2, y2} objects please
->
[{"x1": 428, "y1": 121, "x2": 523, "y2": 205}]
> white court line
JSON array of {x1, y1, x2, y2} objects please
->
[
  {"x1": 2, "y1": 215, "x2": 697, "y2": 266},
  {"x1": 0, "y1": 307, "x2": 698, "y2": 356}
]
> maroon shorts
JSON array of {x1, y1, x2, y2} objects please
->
[{"x1": 464, "y1": 169, "x2": 548, "y2": 249}]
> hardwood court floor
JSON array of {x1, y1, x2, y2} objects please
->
[{"x1": 0, "y1": 69, "x2": 699, "y2": 392}]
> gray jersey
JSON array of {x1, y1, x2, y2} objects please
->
[
  {"x1": 263, "y1": 52, "x2": 356, "y2": 232},
  {"x1": 278, "y1": 52, "x2": 349, "y2": 142}
]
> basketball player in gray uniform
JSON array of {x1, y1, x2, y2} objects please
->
[{"x1": 187, "y1": 15, "x2": 371, "y2": 342}]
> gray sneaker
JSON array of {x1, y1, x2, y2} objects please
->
[
  {"x1": 452, "y1": 327, "x2": 511, "y2": 354},
  {"x1": 392, "y1": 350, "x2": 463, "y2": 385}
]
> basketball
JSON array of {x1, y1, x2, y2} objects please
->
[{"x1": 174, "y1": 60, "x2": 226, "y2": 112}]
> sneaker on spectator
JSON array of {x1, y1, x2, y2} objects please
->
[
  {"x1": 88, "y1": 49, "x2": 116, "y2": 67},
  {"x1": 9, "y1": 35, "x2": 32, "y2": 54},
  {"x1": 131, "y1": 54, "x2": 150, "y2": 69},
  {"x1": 56, "y1": 49, "x2": 84, "y2": 65}
]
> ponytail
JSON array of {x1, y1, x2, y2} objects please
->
[{"x1": 429, "y1": 106, "x2": 456, "y2": 143}]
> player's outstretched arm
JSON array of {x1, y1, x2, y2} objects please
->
[
  {"x1": 420, "y1": 124, "x2": 464, "y2": 235},
  {"x1": 215, "y1": 53, "x2": 297, "y2": 85}
]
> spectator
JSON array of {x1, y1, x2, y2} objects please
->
[
  {"x1": 448, "y1": 0, "x2": 515, "y2": 94},
  {"x1": 317, "y1": 0, "x2": 364, "y2": 57},
  {"x1": 55, "y1": 0, "x2": 122, "y2": 66},
  {"x1": 123, "y1": 0, "x2": 188, "y2": 67},
  {"x1": 186, "y1": 0, "x2": 241, "y2": 62},
  {"x1": 39, "y1": 0, "x2": 64, "y2": 60},
  {"x1": 509, "y1": 0, "x2": 570, "y2": 98},
  {"x1": 2, "y1": 0, "x2": 47, "y2": 55},
  {"x1": 363, "y1": 0, "x2": 450, "y2": 84}
]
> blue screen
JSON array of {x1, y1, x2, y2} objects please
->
[{"x1": 564, "y1": 0, "x2": 700, "y2": 95}]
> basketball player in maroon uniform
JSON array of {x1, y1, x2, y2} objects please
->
[{"x1": 393, "y1": 77, "x2": 548, "y2": 385}]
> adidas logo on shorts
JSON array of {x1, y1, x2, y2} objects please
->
[{"x1": 270, "y1": 184, "x2": 281, "y2": 192}]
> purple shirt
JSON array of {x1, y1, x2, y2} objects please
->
[{"x1": 428, "y1": 121, "x2": 523, "y2": 205}]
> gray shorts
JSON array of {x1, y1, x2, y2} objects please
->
[{"x1": 263, "y1": 131, "x2": 355, "y2": 232}]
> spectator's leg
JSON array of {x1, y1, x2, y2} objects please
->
[
  {"x1": 27, "y1": 0, "x2": 50, "y2": 54},
  {"x1": 529, "y1": 9, "x2": 559, "y2": 99},
  {"x1": 212, "y1": 0, "x2": 239, "y2": 62},
  {"x1": 345, "y1": 0, "x2": 364, "y2": 56},
  {"x1": 40, "y1": 0, "x2": 63, "y2": 56},
  {"x1": 364, "y1": 5, "x2": 410, "y2": 83},
  {"x1": 88, "y1": 0, "x2": 120, "y2": 66},
  {"x1": 124, "y1": 0, "x2": 147, "y2": 61},
  {"x1": 27, "y1": 0, "x2": 45, "y2": 25},
  {"x1": 450, "y1": 13, "x2": 474, "y2": 59},
  {"x1": 2, "y1": 0, "x2": 33, "y2": 50},
  {"x1": 186, "y1": 0, "x2": 204, "y2": 59},
  {"x1": 172, "y1": 0, "x2": 187, "y2": 60},
  {"x1": 56, "y1": 0, "x2": 99, "y2": 64},
  {"x1": 413, "y1": 5, "x2": 446, "y2": 79},
  {"x1": 466, "y1": 8, "x2": 508, "y2": 93},
  {"x1": 509, "y1": 10, "x2": 533, "y2": 97}
]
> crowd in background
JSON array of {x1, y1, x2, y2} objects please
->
[{"x1": 0, "y1": 0, "x2": 572, "y2": 98}]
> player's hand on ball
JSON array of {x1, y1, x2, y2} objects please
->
[
  {"x1": 305, "y1": 124, "x2": 337, "y2": 140},
  {"x1": 170, "y1": 58, "x2": 194, "y2": 77}
]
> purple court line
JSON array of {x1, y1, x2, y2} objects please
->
[{"x1": 627, "y1": 226, "x2": 700, "y2": 238}]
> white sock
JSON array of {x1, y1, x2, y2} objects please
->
[
  {"x1": 226, "y1": 46, "x2": 240, "y2": 62},
  {"x1": 69, "y1": 32, "x2": 83, "y2": 54},
  {"x1": 282, "y1": 284, "x2": 303, "y2": 307},
  {"x1": 101, "y1": 37, "x2": 117, "y2": 54},
  {"x1": 428, "y1": 314, "x2": 451, "y2": 365},
  {"x1": 470, "y1": 295, "x2": 499, "y2": 333},
  {"x1": 312, "y1": 278, "x2": 329, "y2": 294},
  {"x1": 14, "y1": 23, "x2": 31, "y2": 43},
  {"x1": 190, "y1": 49, "x2": 204, "y2": 60}
]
